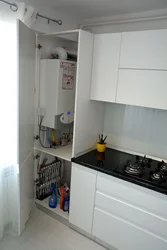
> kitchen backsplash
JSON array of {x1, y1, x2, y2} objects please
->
[{"x1": 103, "y1": 103, "x2": 167, "y2": 160}]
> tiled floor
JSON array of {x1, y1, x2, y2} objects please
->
[{"x1": 0, "y1": 208, "x2": 106, "y2": 250}]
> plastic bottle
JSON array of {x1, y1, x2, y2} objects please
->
[
  {"x1": 49, "y1": 183, "x2": 57, "y2": 208},
  {"x1": 60, "y1": 186, "x2": 65, "y2": 210},
  {"x1": 63, "y1": 190, "x2": 70, "y2": 212}
]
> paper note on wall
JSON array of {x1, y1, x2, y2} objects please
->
[{"x1": 62, "y1": 62, "x2": 75, "y2": 90}]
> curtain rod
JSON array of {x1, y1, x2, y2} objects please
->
[
  {"x1": 36, "y1": 13, "x2": 62, "y2": 25},
  {"x1": 0, "y1": 0, "x2": 18, "y2": 11},
  {"x1": 0, "y1": 0, "x2": 63, "y2": 25}
]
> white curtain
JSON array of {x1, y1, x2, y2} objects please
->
[
  {"x1": 0, "y1": 2, "x2": 37, "y2": 241},
  {"x1": 0, "y1": 19, "x2": 19, "y2": 241}
]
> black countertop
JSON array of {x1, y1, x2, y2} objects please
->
[{"x1": 72, "y1": 147, "x2": 167, "y2": 195}]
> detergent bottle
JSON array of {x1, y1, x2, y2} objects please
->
[
  {"x1": 49, "y1": 183, "x2": 57, "y2": 208},
  {"x1": 63, "y1": 190, "x2": 70, "y2": 212}
]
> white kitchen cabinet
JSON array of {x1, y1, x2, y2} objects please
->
[
  {"x1": 95, "y1": 191, "x2": 167, "y2": 239},
  {"x1": 116, "y1": 69, "x2": 167, "y2": 110},
  {"x1": 93, "y1": 172, "x2": 167, "y2": 250},
  {"x1": 15, "y1": 22, "x2": 105, "y2": 234},
  {"x1": 120, "y1": 29, "x2": 167, "y2": 70},
  {"x1": 69, "y1": 163, "x2": 97, "y2": 233},
  {"x1": 93, "y1": 208, "x2": 167, "y2": 250},
  {"x1": 96, "y1": 173, "x2": 167, "y2": 218},
  {"x1": 90, "y1": 29, "x2": 167, "y2": 109},
  {"x1": 90, "y1": 33, "x2": 121, "y2": 102}
]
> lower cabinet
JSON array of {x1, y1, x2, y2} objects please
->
[
  {"x1": 92, "y1": 173, "x2": 167, "y2": 250},
  {"x1": 92, "y1": 208, "x2": 167, "y2": 250},
  {"x1": 69, "y1": 163, "x2": 97, "y2": 234},
  {"x1": 69, "y1": 165, "x2": 167, "y2": 250}
]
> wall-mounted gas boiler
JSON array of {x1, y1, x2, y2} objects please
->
[{"x1": 39, "y1": 59, "x2": 76, "y2": 129}]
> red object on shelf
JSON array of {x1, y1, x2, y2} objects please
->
[{"x1": 60, "y1": 186, "x2": 65, "y2": 210}]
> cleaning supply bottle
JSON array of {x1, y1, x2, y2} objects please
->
[
  {"x1": 49, "y1": 183, "x2": 57, "y2": 208},
  {"x1": 63, "y1": 190, "x2": 70, "y2": 212},
  {"x1": 60, "y1": 186, "x2": 65, "y2": 210}
]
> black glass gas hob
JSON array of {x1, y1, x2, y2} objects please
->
[{"x1": 72, "y1": 148, "x2": 167, "y2": 195}]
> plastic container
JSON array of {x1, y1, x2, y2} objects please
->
[
  {"x1": 49, "y1": 183, "x2": 57, "y2": 208},
  {"x1": 60, "y1": 186, "x2": 65, "y2": 210},
  {"x1": 63, "y1": 190, "x2": 70, "y2": 212}
]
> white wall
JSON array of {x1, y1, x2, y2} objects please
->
[
  {"x1": 81, "y1": 9, "x2": 167, "y2": 160},
  {"x1": 104, "y1": 103, "x2": 167, "y2": 160}
]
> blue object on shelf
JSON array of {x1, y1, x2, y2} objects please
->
[
  {"x1": 49, "y1": 183, "x2": 57, "y2": 208},
  {"x1": 63, "y1": 190, "x2": 69, "y2": 212}
]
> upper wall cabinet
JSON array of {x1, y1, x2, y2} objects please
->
[
  {"x1": 120, "y1": 30, "x2": 167, "y2": 70},
  {"x1": 90, "y1": 33, "x2": 121, "y2": 102},
  {"x1": 117, "y1": 69, "x2": 167, "y2": 110}
]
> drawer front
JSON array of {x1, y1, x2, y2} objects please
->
[
  {"x1": 93, "y1": 208, "x2": 167, "y2": 250},
  {"x1": 95, "y1": 191, "x2": 167, "y2": 239},
  {"x1": 97, "y1": 173, "x2": 167, "y2": 218}
]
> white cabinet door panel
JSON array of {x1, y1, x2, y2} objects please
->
[
  {"x1": 19, "y1": 152, "x2": 34, "y2": 233},
  {"x1": 69, "y1": 163, "x2": 97, "y2": 233},
  {"x1": 90, "y1": 33, "x2": 121, "y2": 102},
  {"x1": 97, "y1": 173, "x2": 167, "y2": 218},
  {"x1": 93, "y1": 208, "x2": 167, "y2": 250},
  {"x1": 73, "y1": 30, "x2": 104, "y2": 157},
  {"x1": 116, "y1": 69, "x2": 167, "y2": 110},
  {"x1": 18, "y1": 20, "x2": 35, "y2": 233},
  {"x1": 18, "y1": 20, "x2": 35, "y2": 167},
  {"x1": 95, "y1": 192, "x2": 167, "y2": 239},
  {"x1": 120, "y1": 30, "x2": 167, "y2": 70}
]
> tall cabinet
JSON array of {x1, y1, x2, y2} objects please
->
[{"x1": 17, "y1": 22, "x2": 104, "y2": 234}]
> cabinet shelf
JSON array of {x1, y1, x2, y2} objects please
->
[
  {"x1": 34, "y1": 144, "x2": 72, "y2": 162},
  {"x1": 35, "y1": 197, "x2": 69, "y2": 221}
]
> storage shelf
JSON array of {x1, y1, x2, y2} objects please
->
[
  {"x1": 34, "y1": 144, "x2": 72, "y2": 162},
  {"x1": 35, "y1": 197, "x2": 69, "y2": 220}
]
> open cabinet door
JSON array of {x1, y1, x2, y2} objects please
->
[
  {"x1": 17, "y1": 20, "x2": 36, "y2": 234},
  {"x1": 72, "y1": 30, "x2": 104, "y2": 157}
]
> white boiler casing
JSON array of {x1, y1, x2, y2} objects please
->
[{"x1": 40, "y1": 59, "x2": 76, "y2": 129}]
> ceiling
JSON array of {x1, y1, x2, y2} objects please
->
[{"x1": 21, "y1": 0, "x2": 167, "y2": 20}]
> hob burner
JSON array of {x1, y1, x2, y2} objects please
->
[
  {"x1": 136, "y1": 155, "x2": 152, "y2": 167},
  {"x1": 124, "y1": 162, "x2": 143, "y2": 175},
  {"x1": 150, "y1": 171, "x2": 164, "y2": 181},
  {"x1": 159, "y1": 161, "x2": 167, "y2": 172}
]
